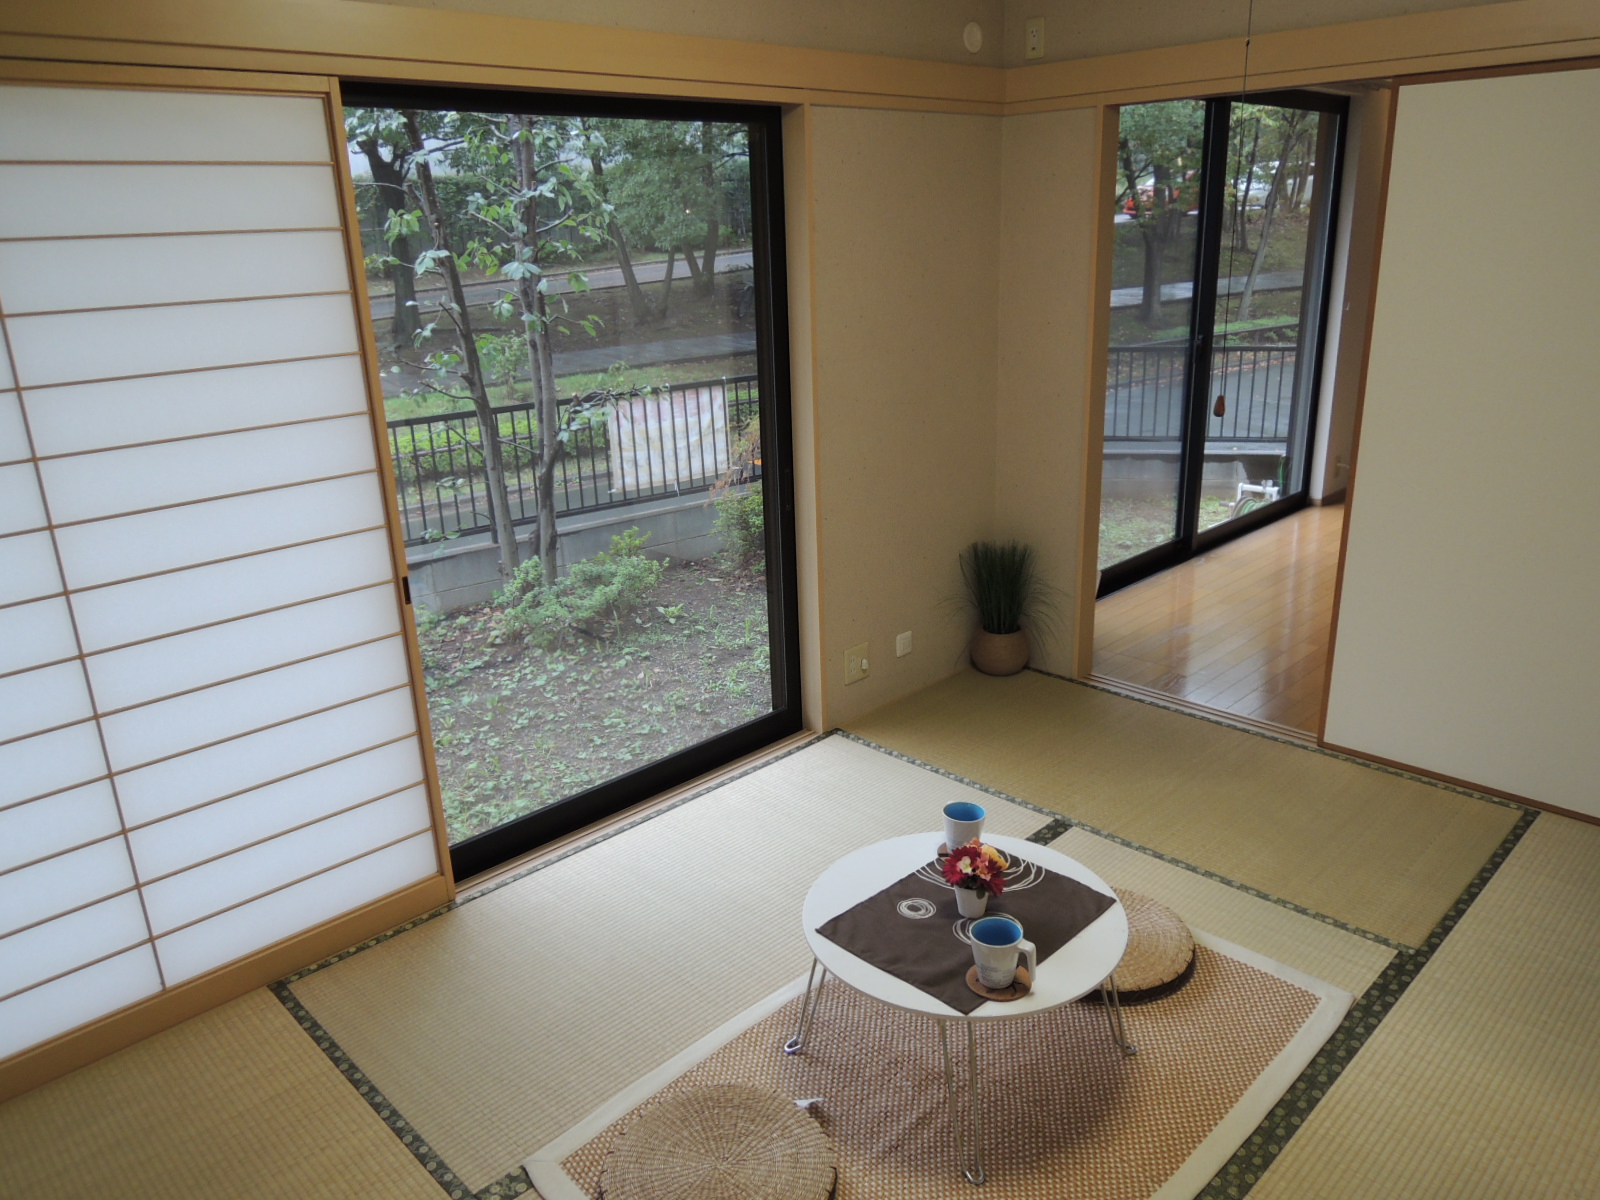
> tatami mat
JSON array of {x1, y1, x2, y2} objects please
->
[
  {"x1": 289, "y1": 736, "x2": 1045, "y2": 1190},
  {"x1": 0, "y1": 988, "x2": 440, "y2": 1200},
  {"x1": 1047, "y1": 828, "x2": 1394, "y2": 999},
  {"x1": 1250, "y1": 813, "x2": 1600, "y2": 1200},
  {"x1": 848, "y1": 670, "x2": 1519, "y2": 946}
]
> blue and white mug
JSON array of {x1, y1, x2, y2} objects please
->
[
  {"x1": 943, "y1": 800, "x2": 985, "y2": 853},
  {"x1": 970, "y1": 916, "x2": 1037, "y2": 989}
]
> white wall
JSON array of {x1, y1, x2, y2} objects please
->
[
  {"x1": 803, "y1": 106, "x2": 1002, "y2": 726},
  {"x1": 996, "y1": 106, "x2": 1104, "y2": 673},
  {"x1": 999, "y1": 0, "x2": 1509, "y2": 65},
  {"x1": 1324, "y1": 68, "x2": 1600, "y2": 816}
]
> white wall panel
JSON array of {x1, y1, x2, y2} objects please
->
[
  {"x1": 41, "y1": 415, "x2": 376, "y2": 523},
  {"x1": 0, "y1": 661, "x2": 95, "y2": 744},
  {"x1": 0, "y1": 782, "x2": 122, "y2": 872},
  {"x1": 0, "y1": 231, "x2": 351, "y2": 315},
  {"x1": 0, "y1": 164, "x2": 342, "y2": 239},
  {"x1": 115, "y1": 690, "x2": 420, "y2": 827},
  {"x1": 0, "y1": 82, "x2": 440, "y2": 1066},
  {"x1": 53, "y1": 473, "x2": 387, "y2": 589},
  {"x1": 1325, "y1": 70, "x2": 1600, "y2": 816},
  {"x1": 0, "y1": 839, "x2": 137, "y2": 937},
  {"x1": 0, "y1": 393, "x2": 27, "y2": 462},
  {"x1": 70, "y1": 529, "x2": 394, "y2": 652},
  {"x1": 9, "y1": 294, "x2": 359, "y2": 388},
  {"x1": 0, "y1": 462, "x2": 46, "y2": 534},
  {"x1": 87, "y1": 586, "x2": 401, "y2": 712},
  {"x1": 0, "y1": 948, "x2": 162, "y2": 1061},
  {"x1": 0, "y1": 597, "x2": 78, "y2": 675},
  {"x1": 0, "y1": 722, "x2": 107, "y2": 809},
  {"x1": 155, "y1": 832, "x2": 437, "y2": 985},
  {"x1": 127, "y1": 741, "x2": 425, "y2": 879},
  {"x1": 142, "y1": 787, "x2": 431, "y2": 933},
  {"x1": 0, "y1": 531, "x2": 62, "y2": 605},
  {"x1": 0, "y1": 87, "x2": 330, "y2": 162},
  {"x1": 23, "y1": 355, "x2": 367, "y2": 457},
  {"x1": 0, "y1": 893, "x2": 151, "y2": 998}
]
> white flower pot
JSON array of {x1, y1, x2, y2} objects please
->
[{"x1": 955, "y1": 888, "x2": 990, "y2": 918}]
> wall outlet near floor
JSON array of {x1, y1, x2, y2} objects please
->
[
  {"x1": 845, "y1": 641, "x2": 870, "y2": 685},
  {"x1": 896, "y1": 631, "x2": 913, "y2": 657},
  {"x1": 1024, "y1": 16, "x2": 1045, "y2": 59}
]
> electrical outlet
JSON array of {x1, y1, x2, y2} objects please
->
[
  {"x1": 896, "y1": 631, "x2": 913, "y2": 657},
  {"x1": 1024, "y1": 16, "x2": 1045, "y2": 60},
  {"x1": 845, "y1": 641, "x2": 870, "y2": 685}
]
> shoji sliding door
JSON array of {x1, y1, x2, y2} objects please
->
[{"x1": 0, "y1": 76, "x2": 448, "y2": 1078}]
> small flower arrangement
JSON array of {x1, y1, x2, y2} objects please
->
[{"x1": 942, "y1": 839, "x2": 1010, "y2": 895}]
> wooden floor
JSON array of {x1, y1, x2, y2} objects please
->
[{"x1": 1092, "y1": 504, "x2": 1344, "y2": 735}]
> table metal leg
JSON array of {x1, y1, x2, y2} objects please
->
[
  {"x1": 1099, "y1": 976, "x2": 1138, "y2": 1056},
  {"x1": 938, "y1": 1018, "x2": 986, "y2": 1185},
  {"x1": 784, "y1": 957, "x2": 829, "y2": 1055}
]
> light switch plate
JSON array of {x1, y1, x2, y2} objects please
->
[
  {"x1": 896, "y1": 631, "x2": 913, "y2": 657},
  {"x1": 845, "y1": 641, "x2": 870, "y2": 685}
]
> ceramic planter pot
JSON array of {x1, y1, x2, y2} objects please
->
[{"x1": 970, "y1": 629, "x2": 1029, "y2": 676}]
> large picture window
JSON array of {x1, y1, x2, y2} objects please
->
[{"x1": 340, "y1": 86, "x2": 799, "y2": 878}]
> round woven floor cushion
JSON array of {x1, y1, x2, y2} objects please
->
[
  {"x1": 600, "y1": 1084, "x2": 837, "y2": 1200},
  {"x1": 1109, "y1": 888, "x2": 1195, "y2": 999}
]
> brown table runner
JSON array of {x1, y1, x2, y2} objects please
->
[{"x1": 815, "y1": 854, "x2": 1118, "y2": 1015}]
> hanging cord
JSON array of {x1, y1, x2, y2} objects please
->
[{"x1": 1214, "y1": 0, "x2": 1256, "y2": 415}]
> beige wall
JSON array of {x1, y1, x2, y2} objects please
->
[
  {"x1": 804, "y1": 106, "x2": 1002, "y2": 726},
  {"x1": 366, "y1": 0, "x2": 1009, "y2": 66},
  {"x1": 1324, "y1": 67, "x2": 1600, "y2": 816},
  {"x1": 999, "y1": 0, "x2": 1510, "y2": 66},
  {"x1": 995, "y1": 106, "x2": 1106, "y2": 674}
]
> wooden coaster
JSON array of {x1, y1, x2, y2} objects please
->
[{"x1": 965, "y1": 964, "x2": 1032, "y2": 1001}]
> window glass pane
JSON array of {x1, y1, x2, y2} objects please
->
[
  {"x1": 348, "y1": 103, "x2": 775, "y2": 847},
  {"x1": 1203, "y1": 104, "x2": 1333, "y2": 533},
  {"x1": 1101, "y1": 100, "x2": 1205, "y2": 571}
]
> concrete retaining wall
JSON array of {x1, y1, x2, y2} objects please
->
[{"x1": 407, "y1": 489, "x2": 730, "y2": 613}]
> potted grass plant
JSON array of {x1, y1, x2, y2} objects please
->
[{"x1": 959, "y1": 540, "x2": 1057, "y2": 676}]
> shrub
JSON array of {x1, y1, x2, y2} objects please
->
[
  {"x1": 714, "y1": 483, "x2": 764, "y2": 572},
  {"x1": 498, "y1": 527, "x2": 664, "y2": 648}
]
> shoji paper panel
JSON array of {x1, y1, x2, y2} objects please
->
[
  {"x1": 1324, "y1": 68, "x2": 1600, "y2": 816},
  {"x1": 0, "y1": 83, "x2": 440, "y2": 1063}
]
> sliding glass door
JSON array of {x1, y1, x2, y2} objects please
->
[
  {"x1": 341, "y1": 85, "x2": 800, "y2": 879},
  {"x1": 1099, "y1": 91, "x2": 1346, "y2": 595}
]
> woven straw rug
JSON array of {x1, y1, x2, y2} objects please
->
[{"x1": 526, "y1": 933, "x2": 1350, "y2": 1200}]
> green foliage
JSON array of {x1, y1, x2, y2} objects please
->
[
  {"x1": 498, "y1": 528, "x2": 664, "y2": 648},
  {"x1": 713, "y1": 483, "x2": 764, "y2": 572},
  {"x1": 959, "y1": 541, "x2": 1059, "y2": 639}
]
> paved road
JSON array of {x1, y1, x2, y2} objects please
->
[{"x1": 368, "y1": 249, "x2": 756, "y2": 322}]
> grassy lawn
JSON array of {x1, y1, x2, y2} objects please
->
[
  {"x1": 419, "y1": 559, "x2": 771, "y2": 844},
  {"x1": 1099, "y1": 495, "x2": 1234, "y2": 569}
]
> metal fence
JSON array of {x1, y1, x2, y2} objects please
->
[
  {"x1": 387, "y1": 375, "x2": 761, "y2": 545},
  {"x1": 1105, "y1": 342, "x2": 1298, "y2": 443}
]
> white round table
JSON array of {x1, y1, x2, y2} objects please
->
[{"x1": 785, "y1": 833, "x2": 1137, "y2": 1185}]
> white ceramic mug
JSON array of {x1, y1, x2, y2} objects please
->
[
  {"x1": 970, "y1": 916, "x2": 1037, "y2": 989},
  {"x1": 943, "y1": 800, "x2": 985, "y2": 853}
]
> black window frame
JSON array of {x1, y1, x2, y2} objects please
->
[{"x1": 341, "y1": 82, "x2": 802, "y2": 880}]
